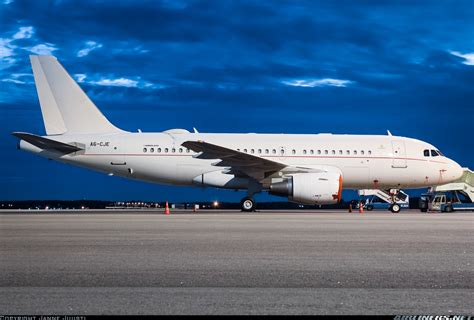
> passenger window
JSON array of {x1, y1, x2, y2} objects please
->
[
  {"x1": 339, "y1": 150, "x2": 343, "y2": 155},
  {"x1": 186, "y1": 148, "x2": 190, "y2": 153},
  {"x1": 251, "y1": 149, "x2": 255, "y2": 154},
  {"x1": 143, "y1": 148, "x2": 147, "y2": 153},
  {"x1": 172, "y1": 148, "x2": 176, "y2": 153},
  {"x1": 346, "y1": 150, "x2": 350, "y2": 155},
  {"x1": 157, "y1": 148, "x2": 161, "y2": 153},
  {"x1": 272, "y1": 149, "x2": 276, "y2": 154},
  {"x1": 324, "y1": 150, "x2": 328, "y2": 155},
  {"x1": 368, "y1": 150, "x2": 372, "y2": 155},
  {"x1": 303, "y1": 150, "x2": 307, "y2": 155},
  {"x1": 331, "y1": 150, "x2": 335, "y2": 155},
  {"x1": 244, "y1": 149, "x2": 248, "y2": 153},
  {"x1": 150, "y1": 148, "x2": 154, "y2": 153},
  {"x1": 292, "y1": 149, "x2": 296, "y2": 155},
  {"x1": 164, "y1": 148, "x2": 169, "y2": 153},
  {"x1": 265, "y1": 149, "x2": 269, "y2": 154},
  {"x1": 310, "y1": 150, "x2": 314, "y2": 155},
  {"x1": 354, "y1": 150, "x2": 357, "y2": 155},
  {"x1": 317, "y1": 150, "x2": 321, "y2": 154},
  {"x1": 179, "y1": 148, "x2": 183, "y2": 153},
  {"x1": 258, "y1": 149, "x2": 262, "y2": 154},
  {"x1": 424, "y1": 150, "x2": 430, "y2": 157},
  {"x1": 361, "y1": 150, "x2": 364, "y2": 155},
  {"x1": 431, "y1": 150, "x2": 439, "y2": 157}
]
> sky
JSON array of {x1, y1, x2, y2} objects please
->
[{"x1": 0, "y1": 0, "x2": 473, "y2": 202}]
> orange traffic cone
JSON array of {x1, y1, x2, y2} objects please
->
[
  {"x1": 164, "y1": 201, "x2": 170, "y2": 215},
  {"x1": 359, "y1": 202, "x2": 364, "y2": 214}
]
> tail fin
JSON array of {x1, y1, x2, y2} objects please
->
[{"x1": 30, "y1": 55, "x2": 123, "y2": 135}]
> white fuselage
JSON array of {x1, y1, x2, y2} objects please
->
[
  {"x1": 18, "y1": 56, "x2": 465, "y2": 207},
  {"x1": 20, "y1": 131, "x2": 463, "y2": 190}
]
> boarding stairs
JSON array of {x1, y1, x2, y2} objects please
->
[
  {"x1": 358, "y1": 189, "x2": 409, "y2": 204},
  {"x1": 432, "y1": 168, "x2": 474, "y2": 202}
]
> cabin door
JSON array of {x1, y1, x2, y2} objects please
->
[{"x1": 391, "y1": 140, "x2": 407, "y2": 168}]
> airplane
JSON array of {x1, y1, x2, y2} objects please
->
[{"x1": 13, "y1": 56, "x2": 464, "y2": 212}]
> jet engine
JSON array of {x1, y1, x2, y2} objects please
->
[{"x1": 269, "y1": 172, "x2": 343, "y2": 205}]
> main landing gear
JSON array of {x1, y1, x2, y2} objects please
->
[
  {"x1": 240, "y1": 181, "x2": 262, "y2": 212},
  {"x1": 240, "y1": 197, "x2": 256, "y2": 212}
]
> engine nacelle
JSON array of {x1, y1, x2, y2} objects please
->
[
  {"x1": 269, "y1": 172, "x2": 343, "y2": 205},
  {"x1": 193, "y1": 170, "x2": 249, "y2": 189}
]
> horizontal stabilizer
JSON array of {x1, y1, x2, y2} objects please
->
[{"x1": 12, "y1": 132, "x2": 83, "y2": 154}]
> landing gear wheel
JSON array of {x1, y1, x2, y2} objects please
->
[
  {"x1": 241, "y1": 197, "x2": 256, "y2": 212},
  {"x1": 366, "y1": 205, "x2": 374, "y2": 211},
  {"x1": 390, "y1": 203, "x2": 401, "y2": 213}
]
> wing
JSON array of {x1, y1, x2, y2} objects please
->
[
  {"x1": 181, "y1": 140, "x2": 331, "y2": 181},
  {"x1": 182, "y1": 140, "x2": 286, "y2": 179}
]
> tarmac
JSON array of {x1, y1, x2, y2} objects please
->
[{"x1": 0, "y1": 210, "x2": 472, "y2": 315}]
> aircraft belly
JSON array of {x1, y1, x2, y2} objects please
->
[{"x1": 124, "y1": 156, "x2": 178, "y2": 184}]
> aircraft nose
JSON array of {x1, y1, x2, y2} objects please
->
[{"x1": 449, "y1": 160, "x2": 463, "y2": 181}]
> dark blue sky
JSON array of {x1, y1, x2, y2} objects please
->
[{"x1": 1, "y1": 0, "x2": 473, "y2": 201}]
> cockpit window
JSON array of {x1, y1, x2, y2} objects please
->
[
  {"x1": 436, "y1": 150, "x2": 444, "y2": 156},
  {"x1": 431, "y1": 150, "x2": 439, "y2": 157},
  {"x1": 423, "y1": 149, "x2": 430, "y2": 157}
]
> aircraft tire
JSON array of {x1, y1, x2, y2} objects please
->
[{"x1": 241, "y1": 197, "x2": 256, "y2": 212}]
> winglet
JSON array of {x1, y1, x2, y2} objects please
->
[{"x1": 387, "y1": 130, "x2": 392, "y2": 136}]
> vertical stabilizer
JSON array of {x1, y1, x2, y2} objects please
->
[{"x1": 30, "y1": 55, "x2": 123, "y2": 135}]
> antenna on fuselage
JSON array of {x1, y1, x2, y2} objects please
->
[
  {"x1": 193, "y1": 127, "x2": 199, "y2": 133},
  {"x1": 387, "y1": 130, "x2": 392, "y2": 136}
]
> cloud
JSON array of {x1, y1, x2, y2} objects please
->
[
  {"x1": 94, "y1": 78, "x2": 138, "y2": 87},
  {"x1": 73, "y1": 73, "x2": 157, "y2": 88},
  {"x1": 282, "y1": 78, "x2": 353, "y2": 88},
  {"x1": 74, "y1": 74, "x2": 87, "y2": 83},
  {"x1": 449, "y1": 51, "x2": 474, "y2": 66},
  {"x1": 77, "y1": 41, "x2": 103, "y2": 57},
  {"x1": 27, "y1": 43, "x2": 58, "y2": 55},
  {"x1": 12, "y1": 73, "x2": 33, "y2": 78},
  {"x1": 1, "y1": 73, "x2": 34, "y2": 85},
  {"x1": 12, "y1": 26, "x2": 34, "y2": 40},
  {"x1": 1, "y1": 78, "x2": 26, "y2": 84},
  {"x1": 3, "y1": 0, "x2": 14, "y2": 4},
  {"x1": 0, "y1": 26, "x2": 35, "y2": 67},
  {"x1": 0, "y1": 38, "x2": 16, "y2": 63}
]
